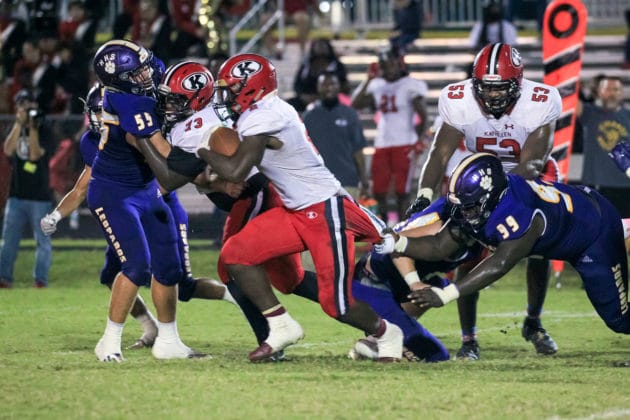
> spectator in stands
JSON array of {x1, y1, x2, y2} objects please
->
[
  {"x1": 132, "y1": 0, "x2": 172, "y2": 63},
  {"x1": 112, "y1": 0, "x2": 140, "y2": 39},
  {"x1": 506, "y1": 0, "x2": 546, "y2": 35},
  {"x1": 0, "y1": 90, "x2": 53, "y2": 289},
  {"x1": 351, "y1": 47, "x2": 429, "y2": 224},
  {"x1": 59, "y1": 0, "x2": 98, "y2": 52},
  {"x1": 390, "y1": 0, "x2": 423, "y2": 53},
  {"x1": 0, "y1": 1, "x2": 27, "y2": 83},
  {"x1": 170, "y1": 0, "x2": 207, "y2": 58},
  {"x1": 578, "y1": 75, "x2": 630, "y2": 219},
  {"x1": 55, "y1": 41, "x2": 90, "y2": 114},
  {"x1": 261, "y1": 0, "x2": 319, "y2": 60},
  {"x1": 623, "y1": 9, "x2": 630, "y2": 69},
  {"x1": 291, "y1": 37, "x2": 349, "y2": 113},
  {"x1": 10, "y1": 38, "x2": 57, "y2": 114},
  {"x1": 303, "y1": 72, "x2": 369, "y2": 200},
  {"x1": 469, "y1": 0, "x2": 518, "y2": 51}
]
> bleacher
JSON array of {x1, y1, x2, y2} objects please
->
[{"x1": 37, "y1": 33, "x2": 630, "y2": 238}]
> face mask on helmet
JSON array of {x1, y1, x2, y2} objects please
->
[
  {"x1": 212, "y1": 82, "x2": 243, "y2": 122},
  {"x1": 157, "y1": 61, "x2": 215, "y2": 126},
  {"x1": 472, "y1": 43, "x2": 523, "y2": 119},
  {"x1": 157, "y1": 90, "x2": 193, "y2": 125},
  {"x1": 82, "y1": 83, "x2": 103, "y2": 133},
  {"x1": 212, "y1": 53, "x2": 278, "y2": 123},
  {"x1": 93, "y1": 40, "x2": 155, "y2": 96},
  {"x1": 447, "y1": 153, "x2": 508, "y2": 229}
]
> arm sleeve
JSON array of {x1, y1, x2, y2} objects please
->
[{"x1": 166, "y1": 146, "x2": 207, "y2": 178}]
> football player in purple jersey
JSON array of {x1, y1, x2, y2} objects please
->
[
  {"x1": 40, "y1": 81, "x2": 234, "y2": 350},
  {"x1": 88, "y1": 40, "x2": 204, "y2": 362},
  {"x1": 378, "y1": 153, "x2": 629, "y2": 341}
]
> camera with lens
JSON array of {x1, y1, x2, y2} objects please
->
[{"x1": 27, "y1": 108, "x2": 44, "y2": 125}]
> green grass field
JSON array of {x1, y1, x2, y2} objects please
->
[{"x1": 1, "y1": 240, "x2": 629, "y2": 419}]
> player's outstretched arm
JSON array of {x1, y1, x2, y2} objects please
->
[
  {"x1": 40, "y1": 166, "x2": 91, "y2": 236},
  {"x1": 136, "y1": 137, "x2": 193, "y2": 191},
  {"x1": 410, "y1": 215, "x2": 545, "y2": 308}
]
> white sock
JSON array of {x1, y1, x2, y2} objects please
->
[
  {"x1": 103, "y1": 318, "x2": 124, "y2": 343},
  {"x1": 156, "y1": 320, "x2": 179, "y2": 342},
  {"x1": 266, "y1": 312, "x2": 292, "y2": 329}
]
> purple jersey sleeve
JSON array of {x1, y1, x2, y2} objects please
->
[
  {"x1": 106, "y1": 91, "x2": 161, "y2": 137},
  {"x1": 478, "y1": 175, "x2": 603, "y2": 260},
  {"x1": 79, "y1": 130, "x2": 100, "y2": 167}
]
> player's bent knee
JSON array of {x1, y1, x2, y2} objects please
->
[
  {"x1": 100, "y1": 267, "x2": 118, "y2": 286},
  {"x1": 320, "y1": 300, "x2": 341, "y2": 319},
  {"x1": 152, "y1": 267, "x2": 183, "y2": 286},
  {"x1": 606, "y1": 316, "x2": 630, "y2": 334},
  {"x1": 177, "y1": 277, "x2": 197, "y2": 302},
  {"x1": 123, "y1": 267, "x2": 152, "y2": 287}
]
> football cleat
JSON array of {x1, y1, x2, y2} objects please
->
[
  {"x1": 152, "y1": 337, "x2": 210, "y2": 359},
  {"x1": 522, "y1": 317, "x2": 558, "y2": 355},
  {"x1": 455, "y1": 340, "x2": 480, "y2": 361},
  {"x1": 249, "y1": 316, "x2": 304, "y2": 362},
  {"x1": 95, "y1": 337, "x2": 124, "y2": 363},
  {"x1": 126, "y1": 336, "x2": 155, "y2": 350},
  {"x1": 376, "y1": 321, "x2": 403, "y2": 362},
  {"x1": 402, "y1": 346, "x2": 422, "y2": 362},
  {"x1": 348, "y1": 336, "x2": 379, "y2": 360}
]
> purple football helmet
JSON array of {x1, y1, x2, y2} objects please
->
[
  {"x1": 93, "y1": 40, "x2": 155, "y2": 95},
  {"x1": 83, "y1": 82, "x2": 103, "y2": 133},
  {"x1": 150, "y1": 54, "x2": 166, "y2": 88},
  {"x1": 447, "y1": 153, "x2": 507, "y2": 228}
]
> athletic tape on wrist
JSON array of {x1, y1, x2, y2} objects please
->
[
  {"x1": 403, "y1": 271, "x2": 421, "y2": 287},
  {"x1": 431, "y1": 284, "x2": 460, "y2": 305},
  {"x1": 417, "y1": 187, "x2": 434, "y2": 201},
  {"x1": 394, "y1": 236, "x2": 408, "y2": 253}
]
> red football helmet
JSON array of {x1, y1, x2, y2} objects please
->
[
  {"x1": 157, "y1": 61, "x2": 214, "y2": 125},
  {"x1": 213, "y1": 53, "x2": 277, "y2": 121},
  {"x1": 472, "y1": 43, "x2": 523, "y2": 118}
]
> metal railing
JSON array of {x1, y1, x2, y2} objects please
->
[
  {"x1": 228, "y1": 0, "x2": 285, "y2": 55},
  {"x1": 334, "y1": 0, "x2": 626, "y2": 32}
]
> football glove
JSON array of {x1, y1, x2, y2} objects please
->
[
  {"x1": 373, "y1": 233, "x2": 396, "y2": 254},
  {"x1": 40, "y1": 210, "x2": 62, "y2": 236},
  {"x1": 403, "y1": 188, "x2": 433, "y2": 219},
  {"x1": 408, "y1": 283, "x2": 460, "y2": 308},
  {"x1": 608, "y1": 139, "x2": 630, "y2": 178}
]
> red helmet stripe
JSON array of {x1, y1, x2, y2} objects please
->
[{"x1": 162, "y1": 61, "x2": 188, "y2": 87}]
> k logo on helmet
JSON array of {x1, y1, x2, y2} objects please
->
[
  {"x1": 231, "y1": 60, "x2": 262, "y2": 79},
  {"x1": 183, "y1": 73, "x2": 210, "y2": 91}
]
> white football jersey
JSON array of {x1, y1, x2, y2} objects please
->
[
  {"x1": 237, "y1": 94, "x2": 342, "y2": 210},
  {"x1": 439, "y1": 78, "x2": 561, "y2": 172},
  {"x1": 167, "y1": 106, "x2": 260, "y2": 180},
  {"x1": 166, "y1": 106, "x2": 224, "y2": 155},
  {"x1": 367, "y1": 76, "x2": 428, "y2": 148}
]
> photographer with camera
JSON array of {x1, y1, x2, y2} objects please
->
[{"x1": 0, "y1": 89, "x2": 52, "y2": 288}]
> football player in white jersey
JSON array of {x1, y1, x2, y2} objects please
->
[
  {"x1": 351, "y1": 47, "x2": 429, "y2": 223},
  {"x1": 134, "y1": 61, "x2": 326, "y2": 360},
  {"x1": 197, "y1": 53, "x2": 404, "y2": 362},
  {"x1": 406, "y1": 43, "x2": 562, "y2": 359}
]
